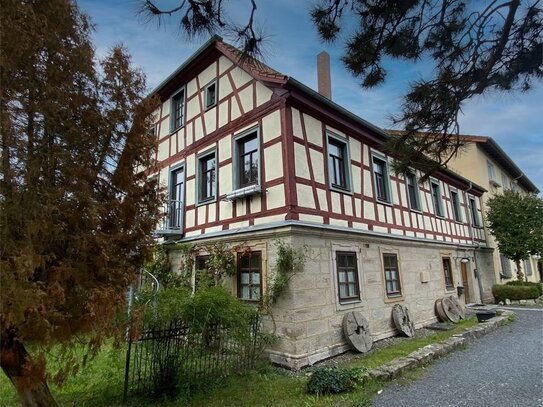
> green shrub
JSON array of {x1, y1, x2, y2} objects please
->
[
  {"x1": 492, "y1": 284, "x2": 540, "y2": 302},
  {"x1": 306, "y1": 367, "x2": 358, "y2": 395},
  {"x1": 505, "y1": 281, "x2": 543, "y2": 297}
]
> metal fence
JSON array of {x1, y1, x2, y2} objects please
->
[{"x1": 123, "y1": 315, "x2": 262, "y2": 401}]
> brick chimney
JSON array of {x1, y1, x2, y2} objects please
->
[{"x1": 317, "y1": 51, "x2": 331, "y2": 99}]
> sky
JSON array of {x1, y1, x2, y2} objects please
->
[{"x1": 79, "y1": 0, "x2": 542, "y2": 192}]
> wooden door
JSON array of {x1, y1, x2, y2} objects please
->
[{"x1": 461, "y1": 262, "x2": 471, "y2": 304}]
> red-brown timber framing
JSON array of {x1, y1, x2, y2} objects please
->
[{"x1": 149, "y1": 35, "x2": 486, "y2": 244}]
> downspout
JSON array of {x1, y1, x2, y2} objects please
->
[
  {"x1": 464, "y1": 182, "x2": 485, "y2": 303},
  {"x1": 472, "y1": 242, "x2": 485, "y2": 304}
]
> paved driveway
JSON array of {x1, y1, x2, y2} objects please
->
[{"x1": 373, "y1": 308, "x2": 543, "y2": 407}]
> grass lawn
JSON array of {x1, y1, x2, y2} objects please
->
[{"x1": 0, "y1": 318, "x2": 480, "y2": 406}]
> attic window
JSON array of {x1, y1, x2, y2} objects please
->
[{"x1": 205, "y1": 80, "x2": 217, "y2": 109}]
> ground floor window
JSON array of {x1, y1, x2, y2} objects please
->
[
  {"x1": 237, "y1": 251, "x2": 262, "y2": 302},
  {"x1": 442, "y1": 257, "x2": 454, "y2": 290},
  {"x1": 336, "y1": 251, "x2": 360, "y2": 303},
  {"x1": 382, "y1": 253, "x2": 402, "y2": 297}
]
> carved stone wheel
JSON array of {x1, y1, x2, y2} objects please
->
[
  {"x1": 392, "y1": 304, "x2": 416, "y2": 337},
  {"x1": 441, "y1": 296, "x2": 461, "y2": 323},
  {"x1": 448, "y1": 296, "x2": 466, "y2": 320},
  {"x1": 435, "y1": 298, "x2": 448, "y2": 322},
  {"x1": 343, "y1": 311, "x2": 373, "y2": 353}
]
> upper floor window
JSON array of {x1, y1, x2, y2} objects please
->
[
  {"x1": 372, "y1": 156, "x2": 391, "y2": 203},
  {"x1": 430, "y1": 180, "x2": 444, "y2": 217},
  {"x1": 169, "y1": 165, "x2": 185, "y2": 229},
  {"x1": 204, "y1": 80, "x2": 217, "y2": 109},
  {"x1": 450, "y1": 189, "x2": 463, "y2": 222},
  {"x1": 327, "y1": 134, "x2": 351, "y2": 192},
  {"x1": 468, "y1": 197, "x2": 481, "y2": 227},
  {"x1": 442, "y1": 257, "x2": 454, "y2": 290},
  {"x1": 487, "y1": 160, "x2": 496, "y2": 181},
  {"x1": 237, "y1": 251, "x2": 262, "y2": 302},
  {"x1": 197, "y1": 151, "x2": 216, "y2": 203},
  {"x1": 336, "y1": 252, "x2": 360, "y2": 303},
  {"x1": 170, "y1": 88, "x2": 185, "y2": 131},
  {"x1": 406, "y1": 171, "x2": 421, "y2": 211},
  {"x1": 235, "y1": 130, "x2": 259, "y2": 188},
  {"x1": 382, "y1": 253, "x2": 402, "y2": 297},
  {"x1": 501, "y1": 174, "x2": 508, "y2": 190}
]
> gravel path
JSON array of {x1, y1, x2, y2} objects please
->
[{"x1": 372, "y1": 308, "x2": 543, "y2": 407}]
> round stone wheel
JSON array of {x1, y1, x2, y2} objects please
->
[
  {"x1": 392, "y1": 304, "x2": 416, "y2": 337},
  {"x1": 442, "y1": 296, "x2": 460, "y2": 323},
  {"x1": 448, "y1": 296, "x2": 466, "y2": 319},
  {"x1": 342, "y1": 311, "x2": 372, "y2": 353},
  {"x1": 435, "y1": 298, "x2": 448, "y2": 322}
]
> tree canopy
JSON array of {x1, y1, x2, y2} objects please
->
[
  {"x1": 140, "y1": 0, "x2": 542, "y2": 175},
  {"x1": 0, "y1": 0, "x2": 160, "y2": 405},
  {"x1": 486, "y1": 191, "x2": 543, "y2": 280}
]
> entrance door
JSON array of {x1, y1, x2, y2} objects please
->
[{"x1": 461, "y1": 262, "x2": 471, "y2": 304}]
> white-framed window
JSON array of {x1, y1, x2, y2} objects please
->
[
  {"x1": 372, "y1": 154, "x2": 391, "y2": 203},
  {"x1": 430, "y1": 179, "x2": 444, "y2": 217},
  {"x1": 450, "y1": 188, "x2": 463, "y2": 222},
  {"x1": 487, "y1": 160, "x2": 497, "y2": 181},
  {"x1": 204, "y1": 80, "x2": 217, "y2": 109},
  {"x1": 326, "y1": 133, "x2": 352, "y2": 193},
  {"x1": 196, "y1": 149, "x2": 217, "y2": 204},
  {"x1": 501, "y1": 174, "x2": 508, "y2": 190},
  {"x1": 405, "y1": 171, "x2": 422, "y2": 211},
  {"x1": 170, "y1": 87, "x2": 185, "y2": 132}
]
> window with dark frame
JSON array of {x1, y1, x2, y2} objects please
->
[
  {"x1": 336, "y1": 252, "x2": 360, "y2": 303},
  {"x1": 469, "y1": 197, "x2": 481, "y2": 226},
  {"x1": 237, "y1": 251, "x2": 262, "y2": 302},
  {"x1": 328, "y1": 139, "x2": 348, "y2": 190},
  {"x1": 198, "y1": 152, "x2": 216, "y2": 203},
  {"x1": 431, "y1": 181, "x2": 444, "y2": 217},
  {"x1": 524, "y1": 259, "x2": 533, "y2": 276},
  {"x1": 383, "y1": 253, "x2": 401, "y2": 297},
  {"x1": 373, "y1": 156, "x2": 390, "y2": 202},
  {"x1": 442, "y1": 257, "x2": 454, "y2": 290},
  {"x1": 169, "y1": 166, "x2": 184, "y2": 229},
  {"x1": 205, "y1": 81, "x2": 217, "y2": 109},
  {"x1": 406, "y1": 172, "x2": 421, "y2": 211},
  {"x1": 171, "y1": 89, "x2": 185, "y2": 131},
  {"x1": 450, "y1": 190, "x2": 462, "y2": 222},
  {"x1": 237, "y1": 133, "x2": 259, "y2": 188}
]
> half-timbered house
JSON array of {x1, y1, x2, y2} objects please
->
[{"x1": 150, "y1": 36, "x2": 493, "y2": 369}]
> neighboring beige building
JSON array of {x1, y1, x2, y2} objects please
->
[
  {"x1": 445, "y1": 136, "x2": 540, "y2": 284},
  {"x1": 149, "y1": 36, "x2": 496, "y2": 369}
]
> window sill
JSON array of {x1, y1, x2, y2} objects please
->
[
  {"x1": 409, "y1": 208, "x2": 423, "y2": 214},
  {"x1": 196, "y1": 197, "x2": 217, "y2": 207},
  {"x1": 376, "y1": 199, "x2": 393, "y2": 207},
  {"x1": 330, "y1": 185, "x2": 353, "y2": 195},
  {"x1": 225, "y1": 184, "x2": 262, "y2": 201},
  {"x1": 384, "y1": 294, "x2": 404, "y2": 303},
  {"x1": 336, "y1": 298, "x2": 363, "y2": 311}
]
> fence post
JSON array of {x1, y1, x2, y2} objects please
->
[{"x1": 123, "y1": 336, "x2": 133, "y2": 402}]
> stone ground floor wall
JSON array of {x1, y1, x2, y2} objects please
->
[{"x1": 164, "y1": 224, "x2": 493, "y2": 370}]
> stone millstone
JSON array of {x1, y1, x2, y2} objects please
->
[
  {"x1": 435, "y1": 298, "x2": 448, "y2": 322},
  {"x1": 342, "y1": 311, "x2": 372, "y2": 353},
  {"x1": 442, "y1": 296, "x2": 460, "y2": 323},
  {"x1": 392, "y1": 304, "x2": 416, "y2": 337},
  {"x1": 448, "y1": 295, "x2": 466, "y2": 319}
]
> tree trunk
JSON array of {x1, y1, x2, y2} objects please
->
[
  {"x1": 0, "y1": 331, "x2": 58, "y2": 407},
  {"x1": 515, "y1": 259, "x2": 524, "y2": 281}
]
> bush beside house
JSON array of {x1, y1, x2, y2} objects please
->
[{"x1": 492, "y1": 282, "x2": 541, "y2": 303}]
